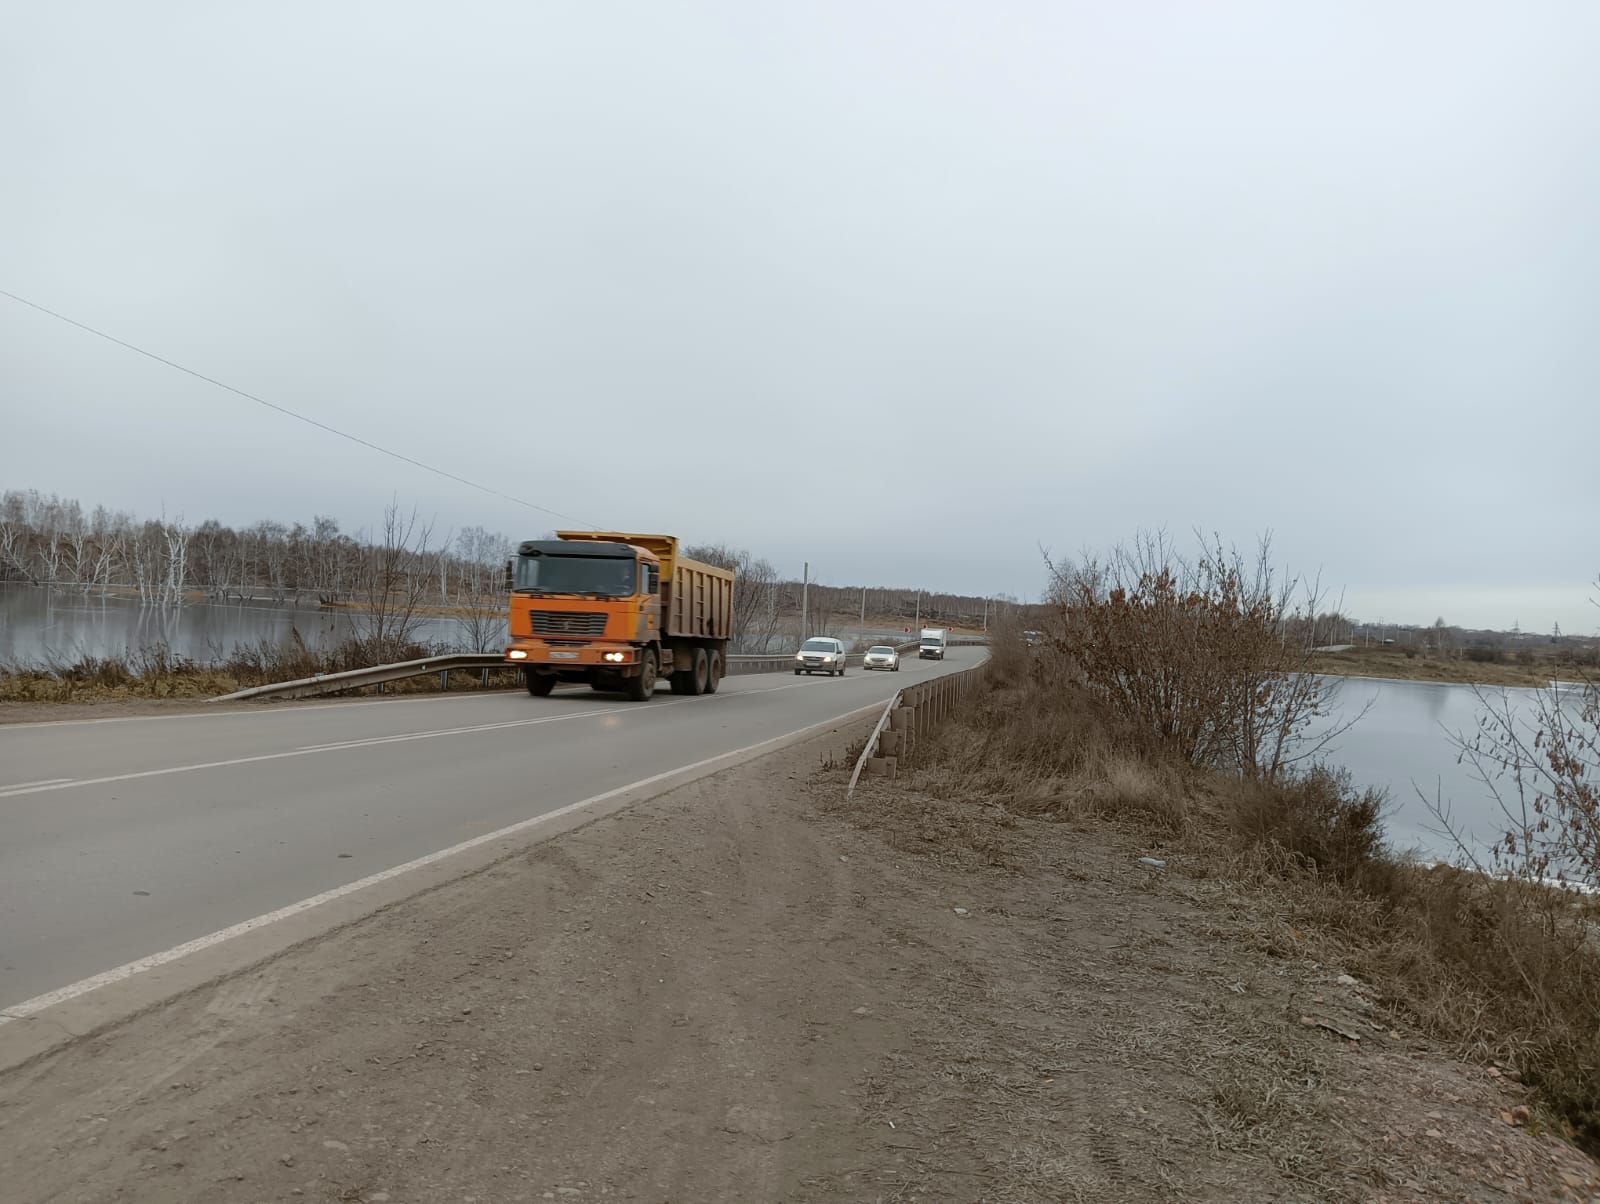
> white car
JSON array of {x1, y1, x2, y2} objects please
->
[
  {"x1": 795, "y1": 637, "x2": 847, "y2": 676},
  {"x1": 862, "y1": 645, "x2": 900, "y2": 672}
]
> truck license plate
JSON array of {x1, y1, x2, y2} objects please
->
[{"x1": 549, "y1": 651, "x2": 578, "y2": 660}]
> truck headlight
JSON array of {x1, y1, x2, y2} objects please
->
[
  {"x1": 603, "y1": 651, "x2": 626, "y2": 662},
  {"x1": 508, "y1": 649, "x2": 528, "y2": 660}
]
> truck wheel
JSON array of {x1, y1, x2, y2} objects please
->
[
  {"x1": 626, "y1": 650, "x2": 657, "y2": 701},
  {"x1": 691, "y1": 648, "x2": 709, "y2": 694},
  {"x1": 525, "y1": 671, "x2": 555, "y2": 697},
  {"x1": 794, "y1": 668, "x2": 801, "y2": 676},
  {"x1": 704, "y1": 649, "x2": 723, "y2": 694}
]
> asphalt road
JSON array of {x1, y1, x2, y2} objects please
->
[{"x1": 0, "y1": 648, "x2": 976, "y2": 1010}]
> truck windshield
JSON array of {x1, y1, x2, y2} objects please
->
[{"x1": 514, "y1": 554, "x2": 636, "y2": 597}]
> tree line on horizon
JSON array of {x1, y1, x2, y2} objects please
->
[{"x1": 0, "y1": 488, "x2": 1022, "y2": 653}]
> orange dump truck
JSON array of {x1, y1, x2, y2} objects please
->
[{"x1": 504, "y1": 532, "x2": 734, "y2": 701}]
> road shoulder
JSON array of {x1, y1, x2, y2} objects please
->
[{"x1": 2, "y1": 727, "x2": 1592, "y2": 1202}]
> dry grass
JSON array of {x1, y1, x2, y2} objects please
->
[
  {"x1": 0, "y1": 636, "x2": 517, "y2": 703},
  {"x1": 867, "y1": 665, "x2": 1600, "y2": 1160}
]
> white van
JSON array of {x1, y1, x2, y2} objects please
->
[{"x1": 918, "y1": 627, "x2": 948, "y2": 660}]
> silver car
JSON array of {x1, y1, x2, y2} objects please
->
[
  {"x1": 862, "y1": 645, "x2": 900, "y2": 672},
  {"x1": 794, "y1": 636, "x2": 847, "y2": 676}
]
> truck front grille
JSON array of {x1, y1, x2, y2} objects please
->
[{"x1": 529, "y1": 611, "x2": 608, "y2": 637}]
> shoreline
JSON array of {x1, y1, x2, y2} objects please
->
[{"x1": 1307, "y1": 652, "x2": 1592, "y2": 691}]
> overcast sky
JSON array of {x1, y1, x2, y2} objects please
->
[{"x1": 3, "y1": 1, "x2": 1596, "y2": 631}]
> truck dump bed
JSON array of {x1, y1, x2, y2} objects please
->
[{"x1": 554, "y1": 531, "x2": 734, "y2": 642}]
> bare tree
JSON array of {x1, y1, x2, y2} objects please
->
[
  {"x1": 1445, "y1": 597, "x2": 1600, "y2": 889},
  {"x1": 454, "y1": 525, "x2": 511, "y2": 653},
  {"x1": 350, "y1": 502, "x2": 442, "y2": 662},
  {"x1": 684, "y1": 542, "x2": 784, "y2": 653},
  {"x1": 0, "y1": 514, "x2": 36, "y2": 583}
]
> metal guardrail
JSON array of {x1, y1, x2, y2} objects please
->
[
  {"x1": 208, "y1": 633, "x2": 986, "y2": 703},
  {"x1": 206, "y1": 639, "x2": 952, "y2": 702},
  {"x1": 847, "y1": 657, "x2": 991, "y2": 796},
  {"x1": 209, "y1": 653, "x2": 516, "y2": 702}
]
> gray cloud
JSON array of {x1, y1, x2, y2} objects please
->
[{"x1": 4, "y1": 1, "x2": 1597, "y2": 629}]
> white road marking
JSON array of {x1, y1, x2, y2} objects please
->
[
  {"x1": 295, "y1": 711, "x2": 634, "y2": 752},
  {"x1": 0, "y1": 708, "x2": 628, "y2": 799},
  {"x1": 0, "y1": 691, "x2": 519, "y2": 730},
  {"x1": 0, "y1": 665, "x2": 829, "y2": 731},
  {"x1": 0, "y1": 700, "x2": 882, "y2": 1025},
  {"x1": 0, "y1": 677, "x2": 859, "y2": 799}
]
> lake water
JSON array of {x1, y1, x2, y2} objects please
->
[
  {"x1": 0, "y1": 586, "x2": 489, "y2": 665},
  {"x1": 1311, "y1": 674, "x2": 1570, "y2": 863}
]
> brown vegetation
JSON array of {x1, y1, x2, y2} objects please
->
[
  {"x1": 904, "y1": 544, "x2": 1600, "y2": 1160},
  {"x1": 0, "y1": 634, "x2": 516, "y2": 703},
  {"x1": 1047, "y1": 531, "x2": 1366, "y2": 781},
  {"x1": 1307, "y1": 642, "x2": 1592, "y2": 688},
  {"x1": 892, "y1": 658, "x2": 1600, "y2": 1158}
]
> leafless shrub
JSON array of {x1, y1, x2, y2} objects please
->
[
  {"x1": 1046, "y1": 529, "x2": 1368, "y2": 782},
  {"x1": 1448, "y1": 674, "x2": 1600, "y2": 892}
]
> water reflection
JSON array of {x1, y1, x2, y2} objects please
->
[
  {"x1": 0, "y1": 585, "x2": 481, "y2": 665},
  {"x1": 1313, "y1": 674, "x2": 1557, "y2": 863}
]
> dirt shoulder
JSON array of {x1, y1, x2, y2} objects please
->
[{"x1": 2, "y1": 729, "x2": 1594, "y2": 1202}]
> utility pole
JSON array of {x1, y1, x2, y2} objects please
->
[
  {"x1": 982, "y1": 596, "x2": 989, "y2": 632},
  {"x1": 801, "y1": 562, "x2": 809, "y2": 640},
  {"x1": 914, "y1": 591, "x2": 920, "y2": 634},
  {"x1": 859, "y1": 586, "x2": 866, "y2": 637}
]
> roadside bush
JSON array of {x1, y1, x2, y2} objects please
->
[
  {"x1": 1229, "y1": 765, "x2": 1387, "y2": 886},
  {"x1": 981, "y1": 610, "x2": 1030, "y2": 686},
  {"x1": 1047, "y1": 531, "x2": 1364, "y2": 782},
  {"x1": 1464, "y1": 644, "x2": 1503, "y2": 664}
]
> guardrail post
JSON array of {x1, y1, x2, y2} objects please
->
[
  {"x1": 440, "y1": 669, "x2": 450, "y2": 691},
  {"x1": 890, "y1": 705, "x2": 916, "y2": 767}
]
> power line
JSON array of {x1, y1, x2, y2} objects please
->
[{"x1": 0, "y1": 286, "x2": 598, "y2": 529}]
